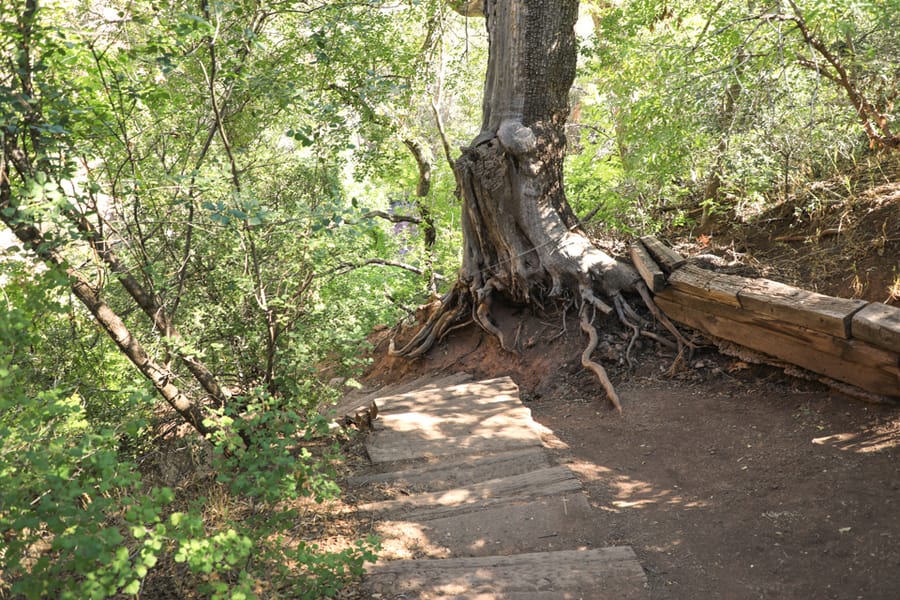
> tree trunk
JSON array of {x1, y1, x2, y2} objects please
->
[
  {"x1": 454, "y1": 0, "x2": 640, "y2": 310},
  {"x1": 393, "y1": 0, "x2": 689, "y2": 408},
  {"x1": 0, "y1": 193, "x2": 217, "y2": 437}
]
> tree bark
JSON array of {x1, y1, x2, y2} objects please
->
[
  {"x1": 394, "y1": 1, "x2": 690, "y2": 408},
  {"x1": 456, "y1": 0, "x2": 639, "y2": 307}
]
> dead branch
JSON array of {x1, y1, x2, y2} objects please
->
[
  {"x1": 330, "y1": 258, "x2": 444, "y2": 280},
  {"x1": 635, "y1": 281, "x2": 694, "y2": 361},
  {"x1": 359, "y1": 210, "x2": 423, "y2": 225}
]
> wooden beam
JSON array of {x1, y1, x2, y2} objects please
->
[
  {"x1": 852, "y1": 302, "x2": 900, "y2": 354},
  {"x1": 364, "y1": 548, "x2": 648, "y2": 600},
  {"x1": 630, "y1": 241, "x2": 666, "y2": 293},
  {"x1": 738, "y1": 279, "x2": 867, "y2": 339},
  {"x1": 654, "y1": 290, "x2": 900, "y2": 398},
  {"x1": 639, "y1": 236, "x2": 686, "y2": 273},
  {"x1": 666, "y1": 264, "x2": 748, "y2": 307}
]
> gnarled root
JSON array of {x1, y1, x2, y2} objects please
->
[
  {"x1": 386, "y1": 253, "x2": 690, "y2": 417},
  {"x1": 579, "y1": 302, "x2": 623, "y2": 413},
  {"x1": 612, "y1": 293, "x2": 641, "y2": 370},
  {"x1": 634, "y1": 281, "x2": 695, "y2": 369},
  {"x1": 475, "y1": 292, "x2": 517, "y2": 354},
  {"x1": 388, "y1": 285, "x2": 471, "y2": 358}
]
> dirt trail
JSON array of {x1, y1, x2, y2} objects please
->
[
  {"x1": 347, "y1": 184, "x2": 900, "y2": 598},
  {"x1": 352, "y1": 307, "x2": 900, "y2": 599}
]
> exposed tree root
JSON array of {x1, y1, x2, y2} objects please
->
[
  {"x1": 612, "y1": 294, "x2": 641, "y2": 370},
  {"x1": 388, "y1": 287, "x2": 470, "y2": 359},
  {"x1": 476, "y1": 295, "x2": 517, "y2": 354},
  {"x1": 579, "y1": 303, "x2": 623, "y2": 413},
  {"x1": 640, "y1": 330, "x2": 679, "y2": 352},
  {"x1": 387, "y1": 263, "x2": 692, "y2": 414},
  {"x1": 635, "y1": 281, "x2": 695, "y2": 371}
]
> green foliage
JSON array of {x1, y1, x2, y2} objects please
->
[
  {"x1": 570, "y1": 0, "x2": 900, "y2": 231},
  {"x1": 3, "y1": 0, "x2": 898, "y2": 595},
  {"x1": 0, "y1": 267, "x2": 169, "y2": 599},
  {"x1": 0, "y1": 265, "x2": 377, "y2": 598},
  {"x1": 164, "y1": 389, "x2": 378, "y2": 598},
  {"x1": 1, "y1": 0, "x2": 445, "y2": 594}
]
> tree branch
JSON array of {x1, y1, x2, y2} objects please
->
[
  {"x1": 770, "y1": 2, "x2": 900, "y2": 150},
  {"x1": 359, "y1": 210, "x2": 423, "y2": 225},
  {"x1": 1, "y1": 165, "x2": 217, "y2": 437},
  {"x1": 329, "y1": 258, "x2": 444, "y2": 280}
]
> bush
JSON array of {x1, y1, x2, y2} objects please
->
[{"x1": 0, "y1": 267, "x2": 377, "y2": 599}]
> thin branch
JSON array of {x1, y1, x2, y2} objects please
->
[
  {"x1": 767, "y1": 2, "x2": 900, "y2": 149},
  {"x1": 329, "y1": 258, "x2": 444, "y2": 280},
  {"x1": 431, "y1": 97, "x2": 456, "y2": 172},
  {"x1": 359, "y1": 210, "x2": 422, "y2": 225}
]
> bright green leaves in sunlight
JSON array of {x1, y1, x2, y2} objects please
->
[
  {"x1": 0, "y1": 0, "x2": 476, "y2": 596},
  {"x1": 571, "y1": 0, "x2": 900, "y2": 231},
  {"x1": 0, "y1": 268, "x2": 170, "y2": 599}
]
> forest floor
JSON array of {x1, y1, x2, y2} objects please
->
[{"x1": 349, "y1": 177, "x2": 900, "y2": 599}]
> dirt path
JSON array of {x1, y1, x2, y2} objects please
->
[
  {"x1": 343, "y1": 374, "x2": 648, "y2": 599},
  {"x1": 356, "y1": 314, "x2": 900, "y2": 599},
  {"x1": 349, "y1": 182, "x2": 900, "y2": 598},
  {"x1": 525, "y1": 369, "x2": 900, "y2": 600}
]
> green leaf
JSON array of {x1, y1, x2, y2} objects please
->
[{"x1": 122, "y1": 580, "x2": 141, "y2": 594}]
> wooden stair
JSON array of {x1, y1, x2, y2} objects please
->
[{"x1": 344, "y1": 375, "x2": 649, "y2": 599}]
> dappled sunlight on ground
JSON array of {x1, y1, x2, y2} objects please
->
[
  {"x1": 567, "y1": 459, "x2": 711, "y2": 513},
  {"x1": 374, "y1": 520, "x2": 452, "y2": 560},
  {"x1": 811, "y1": 418, "x2": 900, "y2": 453},
  {"x1": 376, "y1": 406, "x2": 539, "y2": 442}
]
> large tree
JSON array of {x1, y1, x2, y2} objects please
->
[{"x1": 392, "y1": 0, "x2": 687, "y2": 409}]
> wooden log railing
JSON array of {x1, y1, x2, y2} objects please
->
[{"x1": 632, "y1": 237, "x2": 900, "y2": 401}]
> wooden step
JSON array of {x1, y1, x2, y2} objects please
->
[
  {"x1": 366, "y1": 428, "x2": 544, "y2": 463},
  {"x1": 349, "y1": 447, "x2": 551, "y2": 492},
  {"x1": 358, "y1": 466, "x2": 582, "y2": 520},
  {"x1": 364, "y1": 376, "x2": 550, "y2": 463},
  {"x1": 373, "y1": 376, "x2": 521, "y2": 415},
  {"x1": 373, "y1": 493, "x2": 595, "y2": 560},
  {"x1": 363, "y1": 547, "x2": 649, "y2": 599},
  {"x1": 327, "y1": 372, "x2": 474, "y2": 424}
]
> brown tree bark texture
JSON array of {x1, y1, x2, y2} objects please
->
[
  {"x1": 456, "y1": 0, "x2": 640, "y2": 306},
  {"x1": 392, "y1": 1, "x2": 696, "y2": 411}
]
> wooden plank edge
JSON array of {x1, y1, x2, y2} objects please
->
[
  {"x1": 666, "y1": 263, "x2": 746, "y2": 307},
  {"x1": 738, "y1": 278, "x2": 867, "y2": 339},
  {"x1": 658, "y1": 288, "x2": 899, "y2": 371},
  {"x1": 654, "y1": 294, "x2": 900, "y2": 399},
  {"x1": 639, "y1": 235, "x2": 687, "y2": 273},
  {"x1": 851, "y1": 301, "x2": 900, "y2": 354},
  {"x1": 364, "y1": 546, "x2": 642, "y2": 575},
  {"x1": 630, "y1": 241, "x2": 666, "y2": 293},
  {"x1": 712, "y1": 339, "x2": 898, "y2": 405}
]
